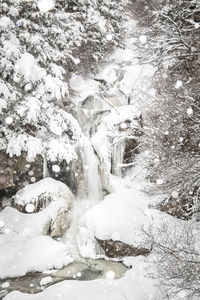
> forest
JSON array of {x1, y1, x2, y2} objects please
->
[{"x1": 0, "y1": 0, "x2": 200, "y2": 299}]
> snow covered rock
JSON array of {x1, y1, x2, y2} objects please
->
[
  {"x1": 0, "y1": 197, "x2": 72, "y2": 242},
  {"x1": 91, "y1": 106, "x2": 142, "y2": 192},
  {"x1": 77, "y1": 188, "x2": 187, "y2": 259},
  {"x1": 14, "y1": 177, "x2": 74, "y2": 213}
]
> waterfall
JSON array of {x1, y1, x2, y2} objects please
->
[
  {"x1": 111, "y1": 141, "x2": 125, "y2": 177},
  {"x1": 81, "y1": 137, "x2": 103, "y2": 201}
]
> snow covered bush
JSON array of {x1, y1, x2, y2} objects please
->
[
  {"x1": 0, "y1": 0, "x2": 127, "y2": 163},
  {"x1": 131, "y1": 0, "x2": 200, "y2": 218},
  {"x1": 144, "y1": 222, "x2": 200, "y2": 300}
]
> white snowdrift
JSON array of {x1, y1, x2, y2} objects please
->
[
  {"x1": 0, "y1": 178, "x2": 75, "y2": 279},
  {"x1": 77, "y1": 188, "x2": 190, "y2": 258},
  {"x1": 3, "y1": 256, "x2": 158, "y2": 300},
  {"x1": 0, "y1": 235, "x2": 72, "y2": 279},
  {"x1": 14, "y1": 177, "x2": 74, "y2": 207}
]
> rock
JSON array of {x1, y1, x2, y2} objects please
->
[
  {"x1": 50, "y1": 207, "x2": 71, "y2": 238},
  {"x1": 123, "y1": 138, "x2": 139, "y2": 164},
  {"x1": 14, "y1": 177, "x2": 74, "y2": 214},
  {"x1": 0, "y1": 151, "x2": 16, "y2": 190},
  {"x1": 96, "y1": 238, "x2": 150, "y2": 258},
  {"x1": 0, "y1": 151, "x2": 43, "y2": 204}
]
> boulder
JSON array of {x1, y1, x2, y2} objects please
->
[
  {"x1": 50, "y1": 207, "x2": 72, "y2": 238},
  {"x1": 14, "y1": 177, "x2": 74, "y2": 213},
  {"x1": 96, "y1": 238, "x2": 150, "y2": 258}
]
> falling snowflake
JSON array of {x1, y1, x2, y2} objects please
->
[
  {"x1": 5, "y1": 116, "x2": 13, "y2": 125},
  {"x1": 74, "y1": 58, "x2": 80, "y2": 65},
  {"x1": 37, "y1": 0, "x2": 55, "y2": 12},
  {"x1": 52, "y1": 165, "x2": 60, "y2": 173},
  {"x1": 139, "y1": 34, "x2": 147, "y2": 44},
  {"x1": 31, "y1": 177, "x2": 36, "y2": 183},
  {"x1": 25, "y1": 203, "x2": 35, "y2": 213},
  {"x1": 156, "y1": 179, "x2": 163, "y2": 185},
  {"x1": 175, "y1": 80, "x2": 182, "y2": 89},
  {"x1": 187, "y1": 107, "x2": 193, "y2": 116},
  {"x1": 171, "y1": 191, "x2": 179, "y2": 199},
  {"x1": 106, "y1": 271, "x2": 115, "y2": 280},
  {"x1": 106, "y1": 34, "x2": 113, "y2": 41}
]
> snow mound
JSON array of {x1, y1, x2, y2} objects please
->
[
  {"x1": 14, "y1": 177, "x2": 74, "y2": 210},
  {"x1": 0, "y1": 235, "x2": 72, "y2": 279},
  {"x1": 0, "y1": 198, "x2": 69, "y2": 242},
  {"x1": 77, "y1": 188, "x2": 188, "y2": 258}
]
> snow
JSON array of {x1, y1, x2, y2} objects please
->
[
  {"x1": 25, "y1": 203, "x2": 35, "y2": 213},
  {"x1": 187, "y1": 107, "x2": 193, "y2": 116},
  {"x1": 175, "y1": 80, "x2": 182, "y2": 89},
  {"x1": 0, "y1": 199, "x2": 70, "y2": 242},
  {"x1": 15, "y1": 53, "x2": 46, "y2": 82},
  {"x1": 77, "y1": 184, "x2": 168, "y2": 258},
  {"x1": 14, "y1": 177, "x2": 74, "y2": 206},
  {"x1": 0, "y1": 16, "x2": 13, "y2": 29},
  {"x1": 69, "y1": 74, "x2": 99, "y2": 103},
  {"x1": 171, "y1": 190, "x2": 179, "y2": 199},
  {"x1": 52, "y1": 165, "x2": 61, "y2": 173},
  {"x1": 139, "y1": 35, "x2": 147, "y2": 44},
  {"x1": 1, "y1": 282, "x2": 10, "y2": 288},
  {"x1": 0, "y1": 194, "x2": 74, "y2": 278},
  {"x1": 0, "y1": 235, "x2": 72, "y2": 279},
  {"x1": 3, "y1": 257, "x2": 158, "y2": 300},
  {"x1": 0, "y1": 8, "x2": 192, "y2": 300},
  {"x1": 5, "y1": 117, "x2": 13, "y2": 125},
  {"x1": 156, "y1": 179, "x2": 164, "y2": 185},
  {"x1": 106, "y1": 271, "x2": 115, "y2": 279},
  {"x1": 40, "y1": 276, "x2": 53, "y2": 286}
]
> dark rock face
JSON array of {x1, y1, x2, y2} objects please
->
[
  {"x1": 96, "y1": 238, "x2": 150, "y2": 258},
  {"x1": 123, "y1": 138, "x2": 139, "y2": 164},
  {"x1": 0, "y1": 151, "x2": 43, "y2": 206},
  {"x1": 0, "y1": 151, "x2": 16, "y2": 190},
  {"x1": 47, "y1": 160, "x2": 78, "y2": 195}
]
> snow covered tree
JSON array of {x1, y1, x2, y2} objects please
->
[
  {"x1": 0, "y1": 0, "x2": 127, "y2": 164},
  {"x1": 132, "y1": 0, "x2": 200, "y2": 219},
  {"x1": 144, "y1": 222, "x2": 200, "y2": 300}
]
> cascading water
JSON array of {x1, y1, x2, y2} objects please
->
[
  {"x1": 111, "y1": 141, "x2": 125, "y2": 177},
  {"x1": 81, "y1": 137, "x2": 103, "y2": 201}
]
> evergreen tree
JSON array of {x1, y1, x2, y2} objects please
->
[{"x1": 0, "y1": 0, "x2": 127, "y2": 163}]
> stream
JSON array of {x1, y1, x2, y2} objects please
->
[{"x1": 0, "y1": 259, "x2": 130, "y2": 299}]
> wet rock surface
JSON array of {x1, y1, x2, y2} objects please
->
[{"x1": 96, "y1": 238, "x2": 150, "y2": 258}]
